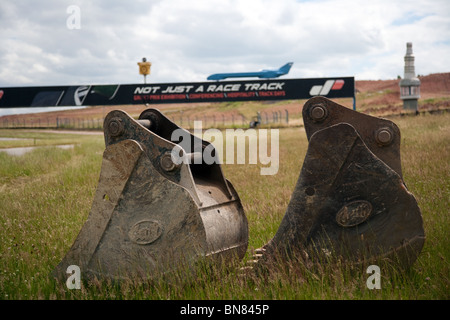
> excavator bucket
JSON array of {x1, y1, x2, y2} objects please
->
[
  {"x1": 52, "y1": 108, "x2": 248, "y2": 281},
  {"x1": 53, "y1": 97, "x2": 424, "y2": 282},
  {"x1": 257, "y1": 97, "x2": 425, "y2": 269}
]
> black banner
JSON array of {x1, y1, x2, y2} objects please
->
[{"x1": 0, "y1": 77, "x2": 354, "y2": 108}]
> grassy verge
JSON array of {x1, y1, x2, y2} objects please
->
[
  {"x1": 0, "y1": 130, "x2": 90, "y2": 149},
  {"x1": 0, "y1": 112, "x2": 448, "y2": 300}
]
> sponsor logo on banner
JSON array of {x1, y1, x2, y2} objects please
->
[
  {"x1": 309, "y1": 79, "x2": 345, "y2": 96},
  {"x1": 74, "y1": 86, "x2": 90, "y2": 105}
]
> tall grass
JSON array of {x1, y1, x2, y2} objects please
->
[{"x1": 0, "y1": 112, "x2": 448, "y2": 300}]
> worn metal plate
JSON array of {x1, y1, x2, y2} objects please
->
[{"x1": 303, "y1": 97, "x2": 403, "y2": 178}]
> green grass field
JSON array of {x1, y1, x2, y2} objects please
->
[{"x1": 0, "y1": 111, "x2": 448, "y2": 300}]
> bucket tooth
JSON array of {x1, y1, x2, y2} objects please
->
[
  {"x1": 259, "y1": 98, "x2": 425, "y2": 270},
  {"x1": 53, "y1": 109, "x2": 248, "y2": 281}
]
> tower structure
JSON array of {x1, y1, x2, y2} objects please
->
[{"x1": 399, "y1": 42, "x2": 421, "y2": 111}]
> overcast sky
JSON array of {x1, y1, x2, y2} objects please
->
[{"x1": 0, "y1": 0, "x2": 449, "y2": 88}]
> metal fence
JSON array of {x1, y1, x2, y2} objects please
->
[{"x1": 0, "y1": 110, "x2": 290, "y2": 130}]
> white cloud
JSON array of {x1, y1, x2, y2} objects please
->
[{"x1": 0, "y1": 0, "x2": 449, "y2": 88}]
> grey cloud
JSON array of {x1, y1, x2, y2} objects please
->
[{"x1": 0, "y1": 0, "x2": 449, "y2": 88}]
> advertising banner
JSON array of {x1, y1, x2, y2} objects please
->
[{"x1": 0, "y1": 77, "x2": 354, "y2": 108}]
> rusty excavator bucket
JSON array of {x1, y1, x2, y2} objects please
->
[
  {"x1": 256, "y1": 97, "x2": 425, "y2": 269},
  {"x1": 53, "y1": 108, "x2": 248, "y2": 280},
  {"x1": 53, "y1": 96, "x2": 424, "y2": 282}
]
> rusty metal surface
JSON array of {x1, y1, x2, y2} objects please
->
[
  {"x1": 262, "y1": 122, "x2": 424, "y2": 268},
  {"x1": 53, "y1": 109, "x2": 248, "y2": 280},
  {"x1": 303, "y1": 97, "x2": 403, "y2": 178},
  {"x1": 53, "y1": 98, "x2": 425, "y2": 281},
  {"x1": 258, "y1": 99, "x2": 425, "y2": 269}
]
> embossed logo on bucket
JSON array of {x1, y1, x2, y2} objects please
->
[
  {"x1": 336, "y1": 200, "x2": 372, "y2": 227},
  {"x1": 129, "y1": 220, "x2": 163, "y2": 245}
]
